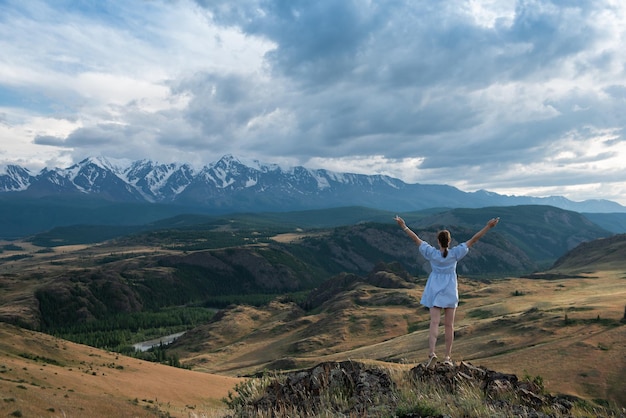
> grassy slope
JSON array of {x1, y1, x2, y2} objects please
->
[
  {"x1": 1, "y1": 271, "x2": 623, "y2": 416},
  {"x1": 169, "y1": 272, "x2": 626, "y2": 409},
  {"x1": 465, "y1": 272, "x2": 626, "y2": 407},
  {"x1": 0, "y1": 323, "x2": 242, "y2": 417}
]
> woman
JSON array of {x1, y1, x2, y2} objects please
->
[{"x1": 394, "y1": 215, "x2": 500, "y2": 366}]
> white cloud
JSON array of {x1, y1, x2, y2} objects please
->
[{"x1": 464, "y1": 0, "x2": 516, "y2": 28}]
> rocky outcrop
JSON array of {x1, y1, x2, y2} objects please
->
[
  {"x1": 243, "y1": 361, "x2": 396, "y2": 416},
  {"x1": 227, "y1": 360, "x2": 615, "y2": 418},
  {"x1": 411, "y1": 361, "x2": 577, "y2": 417}
]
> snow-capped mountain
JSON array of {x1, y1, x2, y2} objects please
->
[
  {"x1": 1, "y1": 155, "x2": 625, "y2": 214},
  {"x1": 0, "y1": 165, "x2": 33, "y2": 191},
  {"x1": 121, "y1": 159, "x2": 196, "y2": 202}
]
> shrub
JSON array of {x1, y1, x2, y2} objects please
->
[{"x1": 467, "y1": 308, "x2": 493, "y2": 319}]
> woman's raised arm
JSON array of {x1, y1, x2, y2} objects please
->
[
  {"x1": 466, "y1": 217, "x2": 499, "y2": 248},
  {"x1": 395, "y1": 215, "x2": 423, "y2": 246}
]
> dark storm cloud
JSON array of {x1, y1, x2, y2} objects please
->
[
  {"x1": 33, "y1": 135, "x2": 66, "y2": 146},
  {"x1": 187, "y1": 0, "x2": 620, "y2": 171}
]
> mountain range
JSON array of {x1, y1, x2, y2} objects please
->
[{"x1": 2, "y1": 155, "x2": 625, "y2": 214}]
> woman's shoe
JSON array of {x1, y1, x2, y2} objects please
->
[
  {"x1": 443, "y1": 356, "x2": 453, "y2": 366},
  {"x1": 425, "y1": 353, "x2": 437, "y2": 367}
]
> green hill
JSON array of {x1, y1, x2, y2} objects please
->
[{"x1": 550, "y1": 233, "x2": 626, "y2": 272}]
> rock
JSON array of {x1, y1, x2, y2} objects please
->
[
  {"x1": 410, "y1": 360, "x2": 577, "y2": 416},
  {"x1": 250, "y1": 360, "x2": 396, "y2": 416}
]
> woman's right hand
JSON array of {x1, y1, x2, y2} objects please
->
[
  {"x1": 394, "y1": 215, "x2": 406, "y2": 229},
  {"x1": 487, "y1": 217, "x2": 500, "y2": 228}
]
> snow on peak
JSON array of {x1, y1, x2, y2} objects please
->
[
  {"x1": 0, "y1": 165, "x2": 31, "y2": 176},
  {"x1": 81, "y1": 156, "x2": 134, "y2": 174},
  {"x1": 0, "y1": 165, "x2": 32, "y2": 191},
  {"x1": 213, "y1": 154, "x2": 287, "y2": 173}
]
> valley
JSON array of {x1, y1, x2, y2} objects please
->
[{"x1": 0, "y1": 205, "x2": 625, "y2": 415}]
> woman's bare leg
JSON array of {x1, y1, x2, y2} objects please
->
[
  {"x1": 429, "y1": 307, "x2": 442, "y2": 356},
  {"x1": 443, "y1": 307, "x2": 456, "y2": 359}
]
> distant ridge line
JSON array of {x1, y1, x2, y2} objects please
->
[{"x1": 0, "y1": 155, "x2": 624, "y2": 214}]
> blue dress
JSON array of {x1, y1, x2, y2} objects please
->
[{"x1": 419, "y1": 241, "x2": 469, "y2": 308}]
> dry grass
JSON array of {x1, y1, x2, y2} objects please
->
[
  {"x1": 456, "y1": 271, "x2": 626, "y2": 407},
  {"x1": 225, "y1": 363, "x2": 619, "y2": 417},
  {"x1": 270, "y1": 230, "x2": 330, "y2": 243},
  {"x1": 0, "y1": 323, "x2": 242, "y2": 417},
  {"x1": 172, "y1": 270, "x2": 626, "y2": 410}
]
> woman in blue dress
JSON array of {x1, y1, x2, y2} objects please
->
[{"x1": 395, "y1": 215, "x2": 500, "y2": 366}]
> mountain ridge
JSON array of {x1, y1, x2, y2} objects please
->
[
  {"x1": 0, "y1": 205, "x2": 611, "y2": 332},
  {"x1": 1, "y1": 155, "x2": 624, "y2": 214}
]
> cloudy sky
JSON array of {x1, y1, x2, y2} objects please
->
[{"x1": 1, "y1": 0, "x2": 626, "y2": 205}]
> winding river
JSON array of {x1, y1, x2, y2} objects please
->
[{"x1": 132, "y1": 331, "x2": 186, "y2": 352}]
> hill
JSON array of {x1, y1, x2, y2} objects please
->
[
  {"x1": 407, "y1": 205, "x2": 611, "y2": 267},
  {"x1": 549, "y1": 233, "x2": 626, "y2": 273},
  {"x1": 167, "y1": 263, "x2": 626, "y2": 410},
  {"x1": 0, "y1": 206, "x2": 610, "y2": 332},
  {"x1": 0, "y1": 195, "x2": 192, "y2": 239},
  {"x1": 583, "y1": 212, "x2": 626, "y2": 234},
  {"x1": 0, "y1": 323, "x2": 241, "y2": 417}
]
